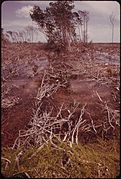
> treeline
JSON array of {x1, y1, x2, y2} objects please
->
[
  {"x1": 1, "y1": 26, "x2": 40, "y2": 43},
  {"x1": 2, "y1": 1, "x2": 90, "y2": 49}
]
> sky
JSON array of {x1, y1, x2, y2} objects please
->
[{"x1": 1, "y1": 1, "x2": 120, "y2": 43}]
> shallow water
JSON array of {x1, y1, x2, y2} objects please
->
[
  {"x1": 70, "y1": 79, "x2": 97, "y2": 93},
  {"x1": 69, "y1": 78, "x2": 111, "y2": 105},
  {"x1": 95, "y1": 51, "x2": 120, "y2": 65},
  {"x1": 2, "y1": 57, "x2": 49, "y2": 79}
]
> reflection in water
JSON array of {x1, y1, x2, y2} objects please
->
[
  {"x1": 95, "y1": 51, "x2": 120, "y2": 65},
  {"x1": 70, "y1": 79, "x2": 96, "y2": 93}
]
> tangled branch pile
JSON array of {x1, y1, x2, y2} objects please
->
[
  {"x1": 12, "y1": 60, "x2": 119, "y2": 150},
  {"x1": 12, "y1": 70, "x2": 87, "y2": 148}
]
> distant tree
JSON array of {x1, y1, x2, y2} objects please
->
[
  {"x1": 78, "y1": 10, "x2": 89, "y2": 43},
  {"x1": 33, "y1": 27, "x2": 39, "y2": 41},
  {"x1": 6, "y1": 31, "x2": 13, "y2": 42},
  {"x1": 72, "y1": 10, "x2": 89, "y2": 43},
  {"x1": 30, "y1": 1, "x2": 76, "y2": 51},
  {"x1": 25, "y1": 25, "x2": 38, "y2": 42},
  {"x1": 1, "y1": 28, "x2": 4, "y2": 40},
  {"x1": 2, "y1": 29, "x2": 11, "y2": 44},
  {"x1": 21, "y1": 30, "x2": 28, "y2": 42},
  {"x1": 109, "y1": 13, "x2": 115, "y2": 44},
  {"x1": 26, "y1": 26, "x2": 34, "y2": 42},
  {"x1": 1, "y1": 27, "x2": 4, "y2": 34},
  {"x1": 73, "y1": 11, "x2": 83, "y2": 42},
  {"x1": 12, "y1": 31, "x2": 19, "y2": 42}
]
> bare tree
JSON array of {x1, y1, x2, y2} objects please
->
[
  {"x1": 13, "y1": 32, "x2": 20, "y2": 43},
  {"x1": 85, "y1": 11, "x2": 89, "y2": 43},
  {"x1": 109, "y1": 13, "x2": 115, "y2": 44},
  {"x1": 6, "y1": 31, "x2": 13, "y2": 42},
  {"x1": 78, "y1": 10, "x2": 89, "y2": 43},
  {"x1": 25, "y1": 25, "x2": 37, "y2": 42},
  {"x1": 73, "y1": 11, "x2": 83, "y2": 42},
  {"x1": 82, "y1": 11, "x2": 89, "y2": 43},
  {"x1": 1, "y1": 28, "x2": 11, "y2": 44}
]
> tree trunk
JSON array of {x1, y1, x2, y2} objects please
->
[
  {"x1": 112, "y1": 24, "x2": 114, "y2": 44},
  {"x1": 85, "y1": 22, "x2": 87, "y2": 43}
]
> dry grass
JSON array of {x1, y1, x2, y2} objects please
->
[{"x1": 1, "y1": 138, "x2": 120, "y2": 178}]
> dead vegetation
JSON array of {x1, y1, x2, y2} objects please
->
[
  {"x1": 1, "y1": 42, "x2": 120, "y2": 178},
  {"x1": 6, "y1": 48, "x2": 117, "y2": 148}
]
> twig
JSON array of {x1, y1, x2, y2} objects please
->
[
  {"x1": 95, "y1": 90, "x2": 103, "y2": 102},
  {"x1": 105, "y1": 103, "x2": 115, "y2": 129},
  {"x1": 1, "y1": 157, "x2": 11, "y2": 170},
  {"x1": 71, "y1": 103, "x2": 87, "y2": 145}
]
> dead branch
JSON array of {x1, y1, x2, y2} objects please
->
[
  {"x1": 1, "y1": 157, "x2": 11, "y2": 170},
  {"x1": 95, "y1": 91, "x2": 103, "y2": 103},
  {"x1": 105, "y1": 103, "x2": 115, "y2": 129},
  {"x1": 71, "y1": 103, "x2": 87, "y2": 145}
]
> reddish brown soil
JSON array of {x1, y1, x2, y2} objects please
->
[{"x1": 1, "y1": 95, "x2": 35, "y2": 147}]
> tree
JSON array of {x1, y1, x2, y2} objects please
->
[
  {"x1": 73, "y1": 10, "x2": 89, "y2": 43},
  {"x1": 1, "y1": 28, "x2": 4, "y2": 41},
  {"x1": 6, "y1": 31, "x2": 13, "y2": 42},
  {"x1": 109, "y1": 13, "x2": 115, "y2": 44},
  {"x1": 24, "y1": 25, "x2": 39, "y2": 42},
  {"x1": 73, "y1": 11, "x2": 83, "y2": 42},
  {"x1": 78, "y1": 10, "x2": 89, "y2": 43},
  {"x1": 30, "y1": 1, "x2": 76, "y2": 51},
  {"x1": 1, "y1": 28, "x2": 10, "y2": 44},
  {"x1": 25, "y1": 26, "x2": 32, "y2": 42}
]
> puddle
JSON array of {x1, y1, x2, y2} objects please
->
[
  {"x1": 70, "y1": 79, "x2": 97, "y2": 93},
  {"x1": 95, "y1": 51, "x2": 120, "y2": 65},
  {"x1": 35, "y1": 58, "x2": 49, "y2": 66},
  {"x1": 5, "y1": 76, "x2": 43, "y2": 100},
  {"x1": 2, "y1": 57, "x2": 49, "y2": 79},
  {"x1": 18, "y1": 57, "x2": 49, "y2": 77},
  {"x1": 68, "y1": 79, "x2": 111, "y2": 104}
]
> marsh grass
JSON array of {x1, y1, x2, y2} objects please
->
[{"x1": 1, "y1": 138, "x2": 120, "y2": 178}]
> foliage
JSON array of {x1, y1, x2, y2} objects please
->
[{"x1": 30, "y1": 1, "x2": 76, "y2": 51}]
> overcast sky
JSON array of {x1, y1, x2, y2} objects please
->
[{"x1": 1, "y1": 1, "x2": 120, "y2": 42}]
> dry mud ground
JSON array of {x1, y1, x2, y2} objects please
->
[{"x1": 1, "y1": 43, "x2": 120, "y2": 147}]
